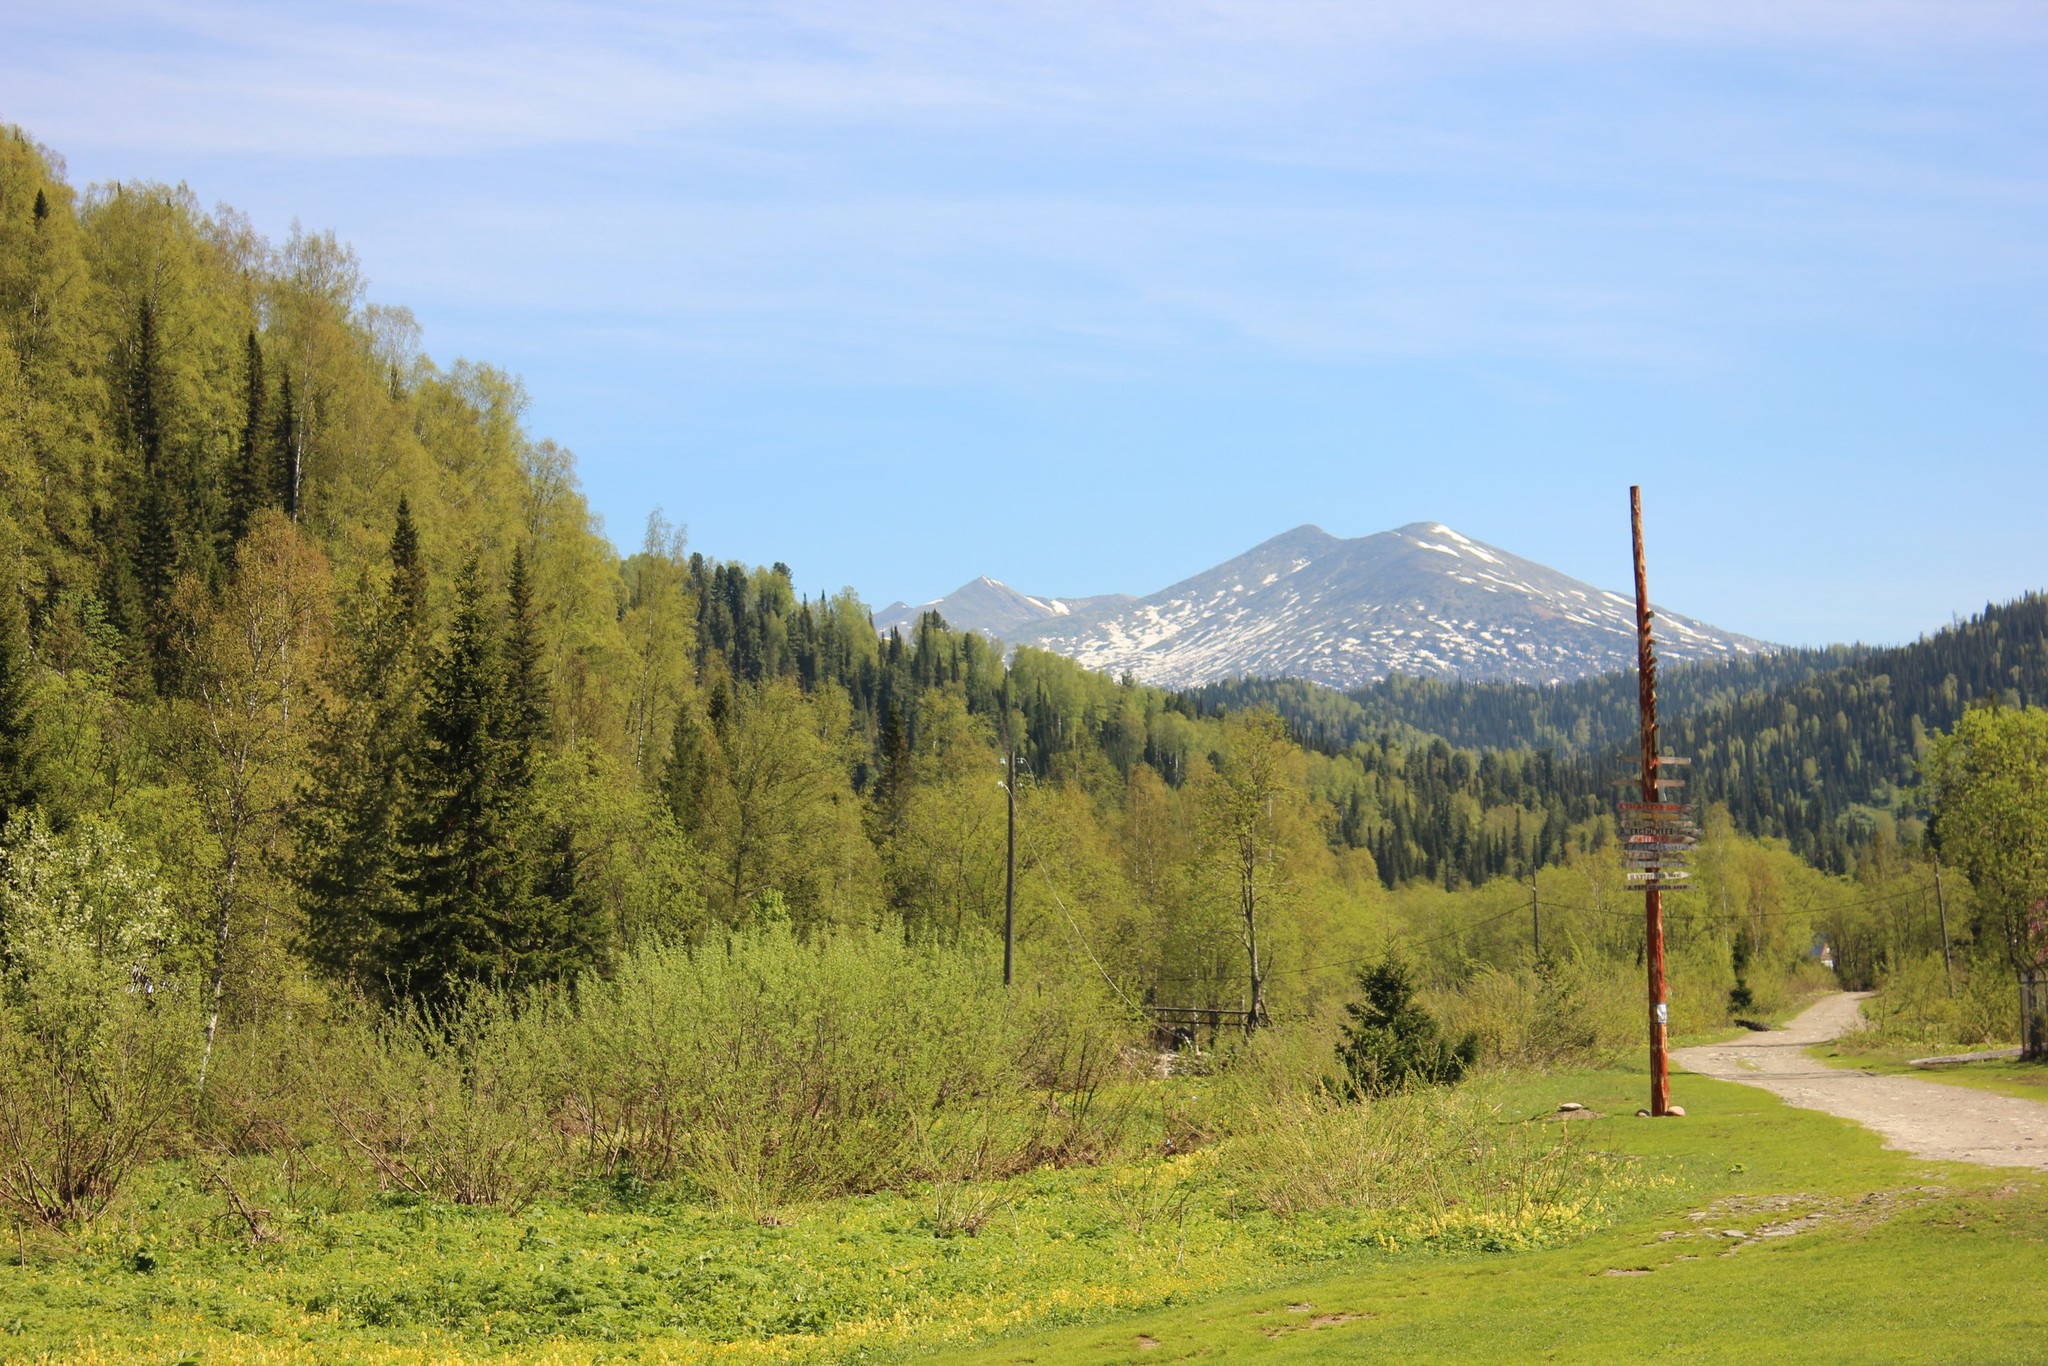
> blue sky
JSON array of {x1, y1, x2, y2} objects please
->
[{"x1": 9, "y1": 1, "x2": 2045, "y2": 646}]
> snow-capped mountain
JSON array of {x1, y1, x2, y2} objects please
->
[
  {"x1": 891, "y1": 523, "x2": 1769, "y2": 689},
  {"x1": 874, "y1": 577, "x2": 1134, "y2": 641}
]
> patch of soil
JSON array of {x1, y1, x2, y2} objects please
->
[{"x1": 1263, "y1": 1304, "x2": 1372, "y2": 1337}]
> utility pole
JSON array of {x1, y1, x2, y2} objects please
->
[
  {"x1": 1531, "y1": 872, "x2": 1542, "y2": 959},
  {"x1": 1933, "y1": 861, "x2": 1955, "y2": 997},
  {"x1": 1631, "y1": 486, "x2": 1672, "y2": 1118},
  {"x1": 1004, "y1": 743, "x2": 1017, "y2": 988}
]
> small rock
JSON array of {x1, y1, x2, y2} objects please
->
[
  {"x1": 1668, "y1": 1105, "x2": 1686, "y2": 1117},
  {"x1": 1722, "y1": 1229, "x2": 1746, "y2": 1239},
  {"x1": 1558, "y1": 1102, "x2": 1586, "y2": 1112},
  {"x1": 1636, "y1": 1108, "x2": 1652, "y2": 1117}
]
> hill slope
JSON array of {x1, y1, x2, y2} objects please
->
[{"x1": 1188, "y1": 592, "x2": 2048, "y2": 869}]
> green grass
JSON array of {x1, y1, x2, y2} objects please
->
[
  {"x1": 4, "y1": 1064, "x2": 2043, "y2": 1364},
  {"x1": 0, "y1": 1078, "x2": 1651, "y2": 1366},
  {"x1": 1808, "y1": 1041, "x2": 2048, "y2": 1104},
  {"x1": 929, "y1": 1068, "x2": 2048, "y2": 1365}
]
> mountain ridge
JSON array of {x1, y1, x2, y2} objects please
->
[{"x1": 881, "y1": 521, "x2": 1769, "y2": 688}]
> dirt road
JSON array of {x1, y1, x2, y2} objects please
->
[{"x1": 1671, "y1": 993, "x2": 2048, "y2": 1170}]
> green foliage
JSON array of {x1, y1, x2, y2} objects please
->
[
  {"x1": 1335, "y1": 956, "x2": 1479, "y2": 1097},
  {"x1": 1224, "y1": 1082, "x2": 1613, "y2": 1227},
  {"x1": 1838, "y1": 948, "x2": 2025, "y2": 1051},
  {"x1": 321, "y1": 991, "x2": 565, "y2": 1212},
  {"x1": 393, "y1": 557, "x2": 594, "y2": 1006},
  {"x1": 551, "y1": 925, "x2": 1128, "y2": 1210},
  {"x1": 0, "y1": 582, "x2": 37, "y2": 827},
  {"x1": 1196, "y1": 595, "x2": 2048, "y2": 879},
  {"x1": 1928, "y1": 706, "x2": 2048, "y2": 965},
  {"x1": 0, "y1": 816, "x2": 194, "y2": 1225}
]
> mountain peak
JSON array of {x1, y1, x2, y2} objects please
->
[
  {"x1": 883, "y1": 521, "x2": 1769, "y2": 687},
  {"x1": 1252, "y1": 523, "x2": 1341, "y2": 555}
]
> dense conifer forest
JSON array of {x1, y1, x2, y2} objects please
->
[{"x1": 1186, "y1": 593, "x2": 2048, "y2": 874}]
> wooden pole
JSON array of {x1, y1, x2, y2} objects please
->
[
  {"x1": 1632, "y1": 486, "x2": 1671, "y2": 1117},
  {"x1": 1004, "y1": 745, "x2": 1016, "y2": 987},
  {"x1": 1532, "y1": 873, "x2": 1542, "y2": 959}
]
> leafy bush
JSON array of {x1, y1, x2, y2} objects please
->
[
  {"x1": 1840, "y1": 948, "x2": 2021, "y2": 1050},
  {"x1": 1226, "y1": 1082, "x2": 1610, "y2": 1240},
  {"x1": 370, "y1": 925, "x2": 1141, "y2": 1214},
  {"x1": 1336, "y1": 957, "x2": 1478, "y2": 1098},
  {"x1": 0, "y1": 818, "x2": 195, "y2": 1226},
  {"x1": 320, "y1": 991, "x2": 566, "y2": 1211}
]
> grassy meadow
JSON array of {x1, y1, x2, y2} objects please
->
[{"x1": 9, "y1": 1028, "x2": 2045, "y2": 1364}]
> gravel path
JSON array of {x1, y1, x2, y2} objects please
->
[{"x1": 1671, "y1": 992, "x2": 2048, "y2": 1170}]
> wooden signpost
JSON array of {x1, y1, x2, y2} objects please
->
[{"x1": 1629, "y1": 486, "x2": 1697, "y2": 1118}]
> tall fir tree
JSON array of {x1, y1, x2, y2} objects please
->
[
  {"x1": 390, "y1": 554, "x2": 593, "y2": 1006},
  {"x1": 389, "y1": 495, "x2": 427, "y2": 630},
  {"x1": 228, "y1": 329, "x2": 269, "y2": 545},
  {"x1": 661, "y1": 694, "x2": 713, "y2": 841},
  {"x1": 0, "y1": 584, "x2": 39, "y2": 829},
  {"x1": 123, "y1": 294, "x2": 180, "y2": 690},
  {"x1": 273, "y1": 370, "x2": 300, "y2": 522},
  {"x1": 298, "y1": 501, "x2": 430, "y2": 997}
]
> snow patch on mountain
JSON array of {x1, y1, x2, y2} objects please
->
[{"x1": 881, "y1": 523, "x2": 1770, "y2": 688}]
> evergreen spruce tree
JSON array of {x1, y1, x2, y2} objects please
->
[
  {"x1": 1335, "y1": 956, "x2": 1479, "y2": 1098},
  {"x1": 499, "y1": 546, "x2": 602, "y2": 981},
  {"x1": 227, "y1": 329, "x2": 268, "y2": 545},
  {"x1": 389, "y1": 553, "x2": 594, "y2": 1005},
  {"x1": 660, "y1": 696, "x2": 712, "y2": 840},
  {"x1": 870, "y1": 697, "x2": 911, "y2": 836},
  {"x1": 124, "y1": 296, "x2": 179, "y2": 688},
  {"x1": 0, "y1": 585, "x2": 39, "y2": 828},
  {"x1": 389, "y1": 495, "x2": 427, "y2": 629},
  {"x1": 273, "y1": 371, "x2": 299, "y2": 521},
  {"x1": 393, "y1": 555, "x2": 516, "y2": 1005},
  {"x1": 299, "y1": 502, "x2": 432, "y2": 998}
]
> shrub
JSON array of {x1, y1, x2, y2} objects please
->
[
  {"x1": 319, "y1": 990, "x2": 566, "y2": 1211},
  {"x1": 1336, "y1": 956, "x2": 1478, "y2": 1098},
  {"x1": 1227, "y1": 1082, "x2": 1604, "y2": 1235},
  {"x1": 1840, "y1": 948, "x2": 2021, "y2": 1050},
  {"x1": 552, "y1": 925, "x2": 1136, "y2": 1211},
  {"x1": 0, "y1": 818, "x2": 196, "y2": 1226}
]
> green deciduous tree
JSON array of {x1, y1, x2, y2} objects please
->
[
  {"x1": 1927, "y1": 705, "x2": 2048, "y2": 1056},
  {"x1": 1201, "y1": 708, "x2": 1303, "y2": 1030},
  {"x1": 166, "y1": 510, "x2": 332, "y2": 1082},
  {"x1": 0, "y1": 815, "x2": 195, "y2": 1225}
]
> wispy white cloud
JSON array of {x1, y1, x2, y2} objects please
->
[
  {"x1": 15, "y1": 0, "x2": 2047, "y2": 157},
  {"x1": 7, "y1": 0, "x2": 2044, "y2": 645}
]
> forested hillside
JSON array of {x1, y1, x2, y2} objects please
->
[
  {"x1": 0, "y1": 124, "x2": 2005, "y2": 1048},
  {"x1": 1186, "y1": 594, "x2": 2048, "y2": 873},
  {"x1": 0, "y1": 127, "x2": 1651, "y2": 1038}
]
